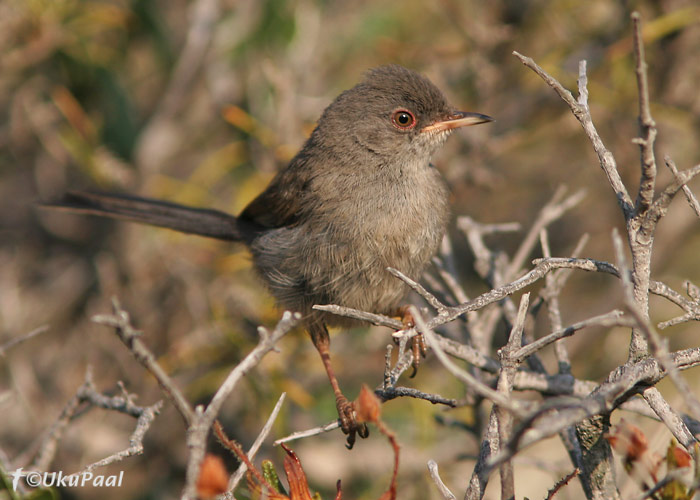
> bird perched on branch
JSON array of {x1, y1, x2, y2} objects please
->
[{"x1": 44, "y1": 65, "x2": 492, "y2": 448}]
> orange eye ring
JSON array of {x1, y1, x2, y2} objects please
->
[{"x1": 391, "y1": 109, "x2": 416, "y2": 130}]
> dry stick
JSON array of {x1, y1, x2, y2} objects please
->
[
  {"x1": 383, "y1": 343, "x2": 416, "y2": 385},
  {"x1": 436, "y1": 335, "x2": 500, "y2": 373},
  {"x1": 318, "y1": 257, "x2": 695, "y2": 335},
  {"x1": 0, "y1": 325, "x2": 48, "y2": 356},
  {"x1": 611, "y1": 229, "x2": 700, "y2": 448},
  {"x1": 539, "y1": 229, "x2": 567, "y2": 367},
  {"x1": 457, "y1": 216, "x2": 512, "y2": 353},
  {"x1": 93, "y1": 298, "x2": 195, "y2": 427},
  {"x1": 79, "y1": 389, "x2": 163, "y2": 474},
  {"x1": 486, "y1": 345, "x2": 700, "y2": 472},
  {"x1": 545, "y1": 468, "x2": 581, "y2": 500},
  {"x1": 513, "y1": 310, "x2": 630, "y2": 361},
  {"x1": 379, "y1": 342, "x2": 457, "y2": 406},
  {"x1": 274, "y1": 420, "x2": 340, "y2": 446},
  {"x1": 536, "y1": 233, "x2": 593, "y2": 475},
  {"x1": 537, "y1": 232, "x2": 591, "y2": 371},
  {"x1": 643, "y1": 162, "x2": 700, "y2": 230},
  {"x1": 313, "y1": 304, "x2": 402, "y2": 329},
  {"x1": 388, "y1": 267, "x2": 449, "y2": 314},
  {"x1": 631, "y1": 11, "x2": 658, "y2": 217},
  {"x1": 226, "y1": 392, "x2": 287, "y2": 496},
  {"x1": 512, "y1": 52, "x2": 633, "y2": 216},
  {"x1": 428, "y1": 459, "x2": 457, "y2": 500},
  {"x1": 465, "y1": 410, "x2": 502, "y2": 500},
  {"x1": 665, "y1": 155, "x2": 700, "y2": 217},
  {"x1": 376, "y1": 385, "x2": 458, "y2": 407},
  {"x1": 30, "y1": 370, "x2": 93, "y2": 472},
  {"x1": 409, "y1": 305, "x2": 525, "y2": 416},
  {"x1": 496, "y1": 293, "x2": 530, "y2": 500},
  {"x1": 506, "y1": 186, "x2": 586, "y2": 280},
  {"x1": 32, "y1": 368, "x2": 162, "y2": 473},
  {"x1": 182, "y1": 311, "x2": 299, "y2": 500},
  {"x1": 458, "y1": 188, "x2": 583, "y2": 360}
]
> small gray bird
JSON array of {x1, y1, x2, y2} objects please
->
[{"x1": 46, "y1": 65, "x2": 492, "y2": 447}]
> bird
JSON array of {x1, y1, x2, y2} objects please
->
[{"x1": 44, "y1": 65, "x2": 492, "y2": 448}]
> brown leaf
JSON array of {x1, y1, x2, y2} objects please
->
[
  {"x1": 282, "y1": 443, "x2": 314, "y2": 500},
  {"x1": 669, "y1": 443, "x2": 692, "y2": 469},
  {"x1": 605, "y1": 419, "x2": 648, "y2": 461},
  {"x1": 356, "y1": 384, "x2": 381, "y2": 424},
  {"x1": 196, "y1": 454, "x2": 229, "y2": 499}
]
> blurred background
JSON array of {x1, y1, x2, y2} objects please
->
[{"x1": 1, "y1": 0, "x2": 699, "y2": 498}]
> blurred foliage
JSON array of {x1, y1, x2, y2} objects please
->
[{"x1": 1, "y1": 0, "x2": 699, "y2": 499}]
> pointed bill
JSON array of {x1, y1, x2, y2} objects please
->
[{"x1": 421, "y1": 111, "x2": 493, "y2": 133}]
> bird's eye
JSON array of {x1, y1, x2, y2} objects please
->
[{"x1": 391, "y1": 109, "x2": 416, "y2": 130}]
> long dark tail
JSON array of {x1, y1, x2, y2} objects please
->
[{"x1": 42, "y1": 191, "x2": 247, "y2": 241}]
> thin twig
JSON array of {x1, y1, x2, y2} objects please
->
[
  {"x1": 387, "y1": 267, "x2": 449, "y2": 313},
  {"x1": 0, "y1": 325, "x2": 48, "y2": 356},
  {"x1": 665, "y1": 156, "x2": 700, "y2": 217},
  {"x1": 512, "y1": 52, "x2": 634, "y2": 216},
  {"x1": 612, "y1": 228, "x2": 700, "y2": 443},
  {"x1": 513, "y1": 310, "x2": 629, "y2": 361},
  {"x1": 545, "y1": 468, "x2": 580, "y2": 500},
  {"x1": 375, "y1": 386, "x2": 457, "y2": 407},
  {"x1": 273, "y1": 420, "x2": 340, "y2": 446},
  {"x1": 410, "y1": 306, "x2": 525, "y2": 416},
  {"x1": 313, "y1": 304, "x2": 403, "y2": 329},
  {"x1": 496, "y1": 293, "x2": 530, "y2": 500},
  {"x1": 427, "y1": 460, "x2": 457, "y2": 500},
  {"x1": 507, "y1": 186, "x2": 586, "y2": 279},
  {"x1": 93, "y1": 298, "x2": 195, "y2": 426},
  {"x1": 183, "y1": 311, "x2": 299, "y2": 499},
  {"x1": 631, "y1": 11, "x2": 658, "y2": 216},
  {"x1": 226, "y1": 392, "x2": 287, "y2": 495}
]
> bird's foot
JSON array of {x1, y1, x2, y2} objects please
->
[
  {"x1": 395, "y1": 306, "x2": 428, "y2": 377},
  {"x1": 336, "y1": 395, "x2": 369, "y2": 449}
]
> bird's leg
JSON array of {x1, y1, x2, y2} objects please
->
[
  {"x1": 308, "y1": 321, "x2": 369, "y2": 449},
  {"x1": 396, "y1": 306, "x2": 428, "y2": 377}
]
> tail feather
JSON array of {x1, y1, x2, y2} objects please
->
[{"x1": 43, "y1": 191, "x2": 246, "y2": 242}]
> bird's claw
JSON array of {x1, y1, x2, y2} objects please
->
[
  {"x1": 396, "y1": 307, "x2": 428, "y2": 377},
  {"x1": 336, "y1": 395, "x2": 369, "y2": 449},
  {"x1": 409, "y1": 332, "x2": 428, "y2": 378}
]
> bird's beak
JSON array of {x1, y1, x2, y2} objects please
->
[{"x1": 421, "y1": 111, "x2": 493, "y2": 133}]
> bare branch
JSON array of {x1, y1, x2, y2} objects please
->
[
  {"x1": 643, "y1": 163, "x2": 700, "y2": 229},
  {"x1": 427, "y1": 460, "x2": 457, "y2": 500},
  {"x1": 273, "y1": 420, "x2": 340, "y2": 446},
  {"x1": 182, "y1": 311, "x2": 299, "y2": 499},
  {"x1": 0, "y1": 325, "x2": 48, "y2": 356},
  {"x1": 507, "y1": 186, "x2": 586, "y2": 279},
  {"x1": 545, "y1": 468, "x2": 580, "y2": 500},
  {"x1": 226, "y1": 392, "x2": 287, "y2": 495},
  {"x1": 93, "y1": 298, "x2": 195, "y2": 426},
  {"x1": 665, "y1": 156, "x2": 700, "y2": 217},
  {"x1": 631, "y1": 12, "x2": 658, "y2": 216},
  {"x1": 387, "y1": 266, "x2": 448, "y2": 313},
  {"x1": 32, "y1": 368, "x2": 162, "y2": 473},
  {"x1": 613, "y1": 228, "x2": 700, "y2": 438},
  {"x1": 410, "y1": 306, "x2": 525, "y2": 416},
  {"x1": 513, "y1": 52, "x2": 634, "y2": 216},
  {"x1": 641, "y1": 388, "x2": 697, "y2": 451},
  {"x1": 486, "y1": 346, "x2": 700, "y2": 471},
  {"x1": 513, "y1": 310, "x2": 629, "y2": 361},
  {"x1": 313, "y1": 304, "x2": 403, "y2": 329},
  {"x1": 496, "y1": 293, "x2": 530, "y2": 500},
  {"x1": 376, "y1": 386, "x2": 457, "y2": 407}
]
